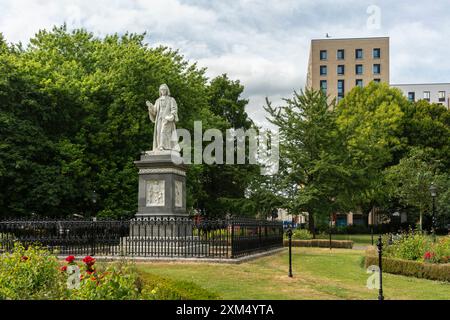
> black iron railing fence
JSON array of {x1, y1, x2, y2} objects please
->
[{"x1": 0, "y1": 216, "x2": 283, "y2": 259}]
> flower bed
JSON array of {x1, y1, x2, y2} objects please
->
[
  {"x1": 365, "y1": 247, "x2": 450, "y2": 282},
  {"x1": 0, "y1": 242, "x2": 216, "y2": 300},
  {"x1": 383, "y1": 233, "x2": 450, "y2": 264}
]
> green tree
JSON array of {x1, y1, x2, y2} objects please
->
[
  {"x1": 265, "y1": 88, "x2": 355, "y2": 235},
  {"x1": 384, "y1": 147, "x2": 449, "y2": 230},
  {"x1": 195, "y1": 74, "x2": 259, "y2": 217},
  {"x1": 0, "y1": 26, "x2": 251, "y2": 218},
  {"x1": 335, "y1": 82, "x2": 408, "y2": 220},
  {"x1": 401, "y1": 100, "x2": 450, "y2": 170}
]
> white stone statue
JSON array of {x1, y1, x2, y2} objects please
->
[{"x1": 146, "y1": 84, "x2": 180, "y2": 152}]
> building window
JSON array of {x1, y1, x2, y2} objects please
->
[
  {"x1": 356, "y1": 79, "x2": 363, "y2": 87},
  {"x1": 438, "y1": 91, "x2": 446, "y2": 102},
  {"x1": 408, "y1": 92, "x2": 415, "y2": 102},
  {"x1": 320, "y1": 65, "x2": 327, "y2": 76},
  {"x1": 373, "y1": 79, "x2": 381, "y2": 83},
  {"x1": 320, "y1": 50, "x2": 327, "y2": 60},
  {"x1": 373, "y1": 64, "x2": 381, "y2": 74},
  {"x1": 373, "y1": 48, "x2": 381, "y2": 59},
  {"x1": 355, "y1": 64, "x2": 363, "y2": 75},
  {"x1": 320, "y1": 80, "x2": 327, "y2": 94},
  {"x1": 337, "y1": 65, "x2": 345, "y2": 75},
  {"x1": 337, "y1": 80, "x2": 345, "y2": 98},
  {"x1": 355, "y1": 49, "x2": 363, "y2": 59},
  {"x1": 337, "y1": 49, "x2": 345, "y2": 60},
  {"x1": 424, "y1": 91, "x2": 431, "y2": 101}
]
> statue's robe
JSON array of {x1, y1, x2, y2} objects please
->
[{"x1": 148, "y1": 95, "x2": 179, "y2": 151}]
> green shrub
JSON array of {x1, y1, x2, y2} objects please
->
[
  {"x1": 289, "y1": 229, "x2": 313, "y2": 240},
  {"x1": 433, "y1": 237, "x2": 450, "y2": 264},
  {"x1": 141, "y1": 272, "x2": 220, "y2": 300},
  {"x1": 384, "y1": 233, "x2": 450, "y2": 264},
  {"x1": 384, "y1": 233, "x2": 431, "y2": 261},
  {"x1": 68, "y1": 259, "x2": 153, "y2": 300},
  {"x1": 0, "y1": 243, "x2": 67, "y2": 299}
]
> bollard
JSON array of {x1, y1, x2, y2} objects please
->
[
  {"x1": 377, "y1": 235, "x2": 384, "y2": 301},
  {"x1": 329, "y1": 230, "x2": 332, "y2": 250},
  {"x1": 287, "y1": 228, "x2": 293, "y2": 277}
]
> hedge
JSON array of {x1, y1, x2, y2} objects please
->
[
  {"x1": 365, "y1": 251, "x2": 450, "y2": 282},
  {"x1": 140, "y1": 272, "x2": 221, "y2": 300},
  {"x1": 283, "y1": 239, "x2": 353, "y2": 249}
]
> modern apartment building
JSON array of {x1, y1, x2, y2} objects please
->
[
  {"x1": 306, "y1": 37, "x2": 390, "y2": 101},
  {"x1": 391, "y1": 83, "x2": 450, "y2": 109}
]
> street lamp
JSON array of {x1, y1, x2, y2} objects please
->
[
  {"x1": 329, "y1": 197, "x2": 336, "y2": 250},
  {"x1": 91, "y1": 190, "x2": 98, "y2": 218},
  {"x1": 92, "y1": 190, "x2": 98, "y2": 204},
  {"x1": 429, "y1": 183, "x2": 437, "y2": 242},
  {"x1": 286, "y1": 228, "x2": 293, "y2": 277}
]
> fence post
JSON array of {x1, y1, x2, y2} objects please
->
[
  {"x1": 90, "y1": 221, "x2": 96, "y2": 256},
  {"x1": 377, "y1": 235, "x2": 384, "y2": 301},
  {"x1": 230, "y1": 220, "x2": 234, "y2": 258},
  {"x1": 258, "y1": 221, "x2": 262, "y2": 248}
]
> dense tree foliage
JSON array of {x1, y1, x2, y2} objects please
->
[
  {"x1": 0, "y1": 26, "x2": 256, "y2": 218},
  {"x1": 265, "y1": 83, "x2": 449, "y2": 231},
  {"x1": 384, "y1": 147, "x2": 449, "y2": 229},
  {"x1": 265, "y1": 89, "x2": 357, "y2": 234}
]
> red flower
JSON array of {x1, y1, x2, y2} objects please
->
[
  {"x1": 21, "y1": 256, "x2": 28, "y2": 262},
  {"x1": 86, "y1": 270, "x2": 93, "y2": 275},
  {"x1": 60, "y1": 265, "x2": 67, "y2": 272},
  {"x1": 82, "y1": 256, "x2": 95, "y2": 266},
  {"x1": 65, "y1": 255, "x2": 75, "y2": 263},
  {"x1": 424, "y1": 251, "x2": 435, "y2": 260}
]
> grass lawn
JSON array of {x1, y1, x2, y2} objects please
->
[{"x1": 137, "y1": 248, "x2": 450, "y2": 300}]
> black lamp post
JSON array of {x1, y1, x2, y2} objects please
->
[
  {"x1": 286, "y1": 228, "x2": 293, "y2": 277},
  {"x1": 429, "y1": 183, "x2": 437, "y2": 242},
  {"x1": 376, "y1": 235, "x2": 384, "y2": 301},
  {"x1": 370, "y1": 208, "x2": 374, "y2": 246},
  {"x1": 329, "y1": 197, "x2": 336, "y2": 250},
  {"x1": 329, "y1": 212, "x2": 332, "y2": 250},
  {"x1": 91, "y1": 190, "x2": 98, "y2": 218}
]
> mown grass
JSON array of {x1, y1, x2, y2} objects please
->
[{"x1": 136, "y1": 248, "x2": 450, "y2": 300}]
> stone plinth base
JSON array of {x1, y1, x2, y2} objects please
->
[
  {"x1": 130, "y1": 218, "x2": 193, "y2": 237},
  {"x1": 134, "y1": 151, "x2": 187, "y2": 217}
]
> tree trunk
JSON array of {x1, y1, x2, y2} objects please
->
[{"x1": 309, "y1": 212, "x2": 316, "y2": 239}]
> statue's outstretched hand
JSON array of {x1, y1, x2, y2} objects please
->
[{"x1": 146, "y1": 100, "x2": 153, "y2": 109}]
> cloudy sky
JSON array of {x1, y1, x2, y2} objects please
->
[{"x1": 1, "y1": 0, "x2": 449, "y2": 127}]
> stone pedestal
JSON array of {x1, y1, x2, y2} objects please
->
[
  {"x1": 133, "y1": 150, "x2": 189, "y2": 236},
  {"x1": 135, "y1": 150, "x2": 187, "y2": 216}
]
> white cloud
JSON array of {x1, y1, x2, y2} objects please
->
[{"x1": 1, "y1": 0, "x2": 449, "y2": 128}]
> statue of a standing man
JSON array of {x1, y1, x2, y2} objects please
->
[{"x1": 146, "y1": 84, "x2": 180, "y2": 152}]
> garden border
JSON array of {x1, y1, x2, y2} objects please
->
[
  {"x1": 283, "y1": 239, "x2": 353, "y2": 249},
  {"x1": 365, "y1": 250, "x2": 450, "y2": 282}
]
